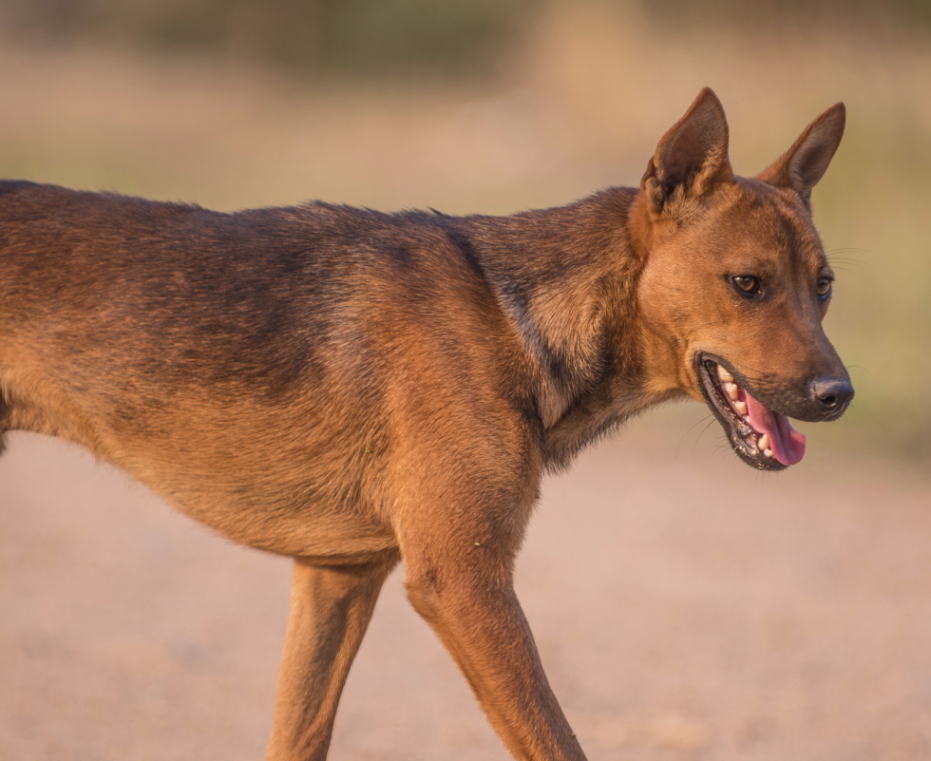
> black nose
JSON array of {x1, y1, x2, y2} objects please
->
[{"x1": 811, "y1": 377, "x2": 855, "y2": 417}]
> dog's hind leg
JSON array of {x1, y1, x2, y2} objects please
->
[{"x1": 265, "y1": 551, "x2": 399, "y2": 761}]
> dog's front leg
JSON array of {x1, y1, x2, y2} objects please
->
[
  {"x1": 265, "y1": 553, "x2": 398, "y2": 761},
  {"x1": 402, "y1": 523, "x2": 586, "y2": 761}
]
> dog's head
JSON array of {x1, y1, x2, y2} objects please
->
[{"x1": 632, "y1": 88, "x2": 852, "y2": 470}]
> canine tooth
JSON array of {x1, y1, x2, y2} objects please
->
[
  {"x1": 734, "y1": 400, "x2": 747, "y2": 415},
  {"x1": 724, "y1": 382, "x2": 739, "y2": 401},
  {"x1": 764, "y1": 448, "x2": 774, "y2": 458},
  {"x1": 717, "y1": 366, "x2": 734, "y2": 382},
  {"x1": 758, "y1": 433, "x2": 771, "y2": 452}
]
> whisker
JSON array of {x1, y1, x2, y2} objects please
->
[
  {"x1": 696, "y1": 416, "x2": 718, "y2": 443},
  {"x1": 825, "y1": 250, "x2": 871, "y2": 271},
  {"x1": 676, "y1": 413, "x2": 715, "y2": 457}
]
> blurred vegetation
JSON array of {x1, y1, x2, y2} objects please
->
[
  {"x1": 645, "y1": 0, "x2": 931, "y2": 28},
  {"x1": 2, "y1": 0, "x2": 930, "y2": 77},
  {"x1": 0, "y1": 0, "x2": 536, "y2": 77}
]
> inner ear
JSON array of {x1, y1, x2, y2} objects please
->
[
  {"x1": 757, "y1": 103, "x2": 845, "y2": 202},
  {"x1": 658, "y1": 107, "x2": 728, "y2": 193},
  {"x1": 642, "y1": 87, "x2": 733, "y2": 214}
]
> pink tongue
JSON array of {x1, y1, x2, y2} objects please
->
[{"x1": 742, "y1": 390, "x2": 806, "y2": 466}]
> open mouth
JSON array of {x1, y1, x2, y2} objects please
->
[{"x1": 696, "y1": 355, "x2": 806, "y2": 471}]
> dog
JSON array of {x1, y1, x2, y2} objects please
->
[{"x1": 0, "y1": 88, "x2": 852, "y2": 760}]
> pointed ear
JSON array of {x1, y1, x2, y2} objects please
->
[
  {"x1": 641, "y1": 87, "x2": 733, "y2": 217},
  {"x1": 756, "y1": 103, "x2": 845, "y2": 203}
]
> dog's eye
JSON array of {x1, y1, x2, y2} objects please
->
[
  {"x1": 731, "y1": 275, "x2": 761, "y2": 295},
  {"x1": 817, "y1": 276, "x2": 833, "y2": 299}
]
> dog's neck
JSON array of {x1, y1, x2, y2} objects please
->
[{"x1": 446, "y1": 188, "x2": 667, "y2": 469}]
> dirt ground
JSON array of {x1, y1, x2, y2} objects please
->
[{"x1": 2, "y1": 413, "x2": 930, "y2": 761}]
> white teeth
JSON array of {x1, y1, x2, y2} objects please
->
[
  {"x1": 724, "y1": 382, "x2": 739, "y2": 401},
  {"x1": 734, "y1": 400, "x2": 747, "y2": 416},
  {"x1": 758, "y1": 433, "x2": 771, "y2": 453},
  {"x1": 764, "y1": 448, "x2": 774, "y2": 458},
  {"x1": 717, "y1": 365, "x2": 734, "y2": 382}
]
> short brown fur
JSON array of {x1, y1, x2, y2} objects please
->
[{"x1": 0, "y1": 89, "x2": 851, "y2": 760}]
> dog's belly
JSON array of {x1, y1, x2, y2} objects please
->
[
  {"x1": 175, "y1": 499, "x2": 399, "y2": 559},
  {"x1": 117, "y1": 453, "x2": 400, "y2": 559},
  {"x1": 1, "y1": 386, "x2": 400, "y2": 559}
]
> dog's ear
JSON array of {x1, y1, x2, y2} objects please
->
[
  {"x1": 756, "y1": 103, "x2": 845, "y2": 203},
  {"x1": 641, "y1": 87, "x2": 733, "y2": 218}
]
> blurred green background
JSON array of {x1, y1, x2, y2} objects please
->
[{"x1": 0, "y1": 0, "x2": 928, "y2": 459}]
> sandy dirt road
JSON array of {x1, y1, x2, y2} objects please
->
[{"x1": 2, "y1": 416, "x2": 930, "y2": 761}]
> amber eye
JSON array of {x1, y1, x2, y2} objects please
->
[
  {"x1": 731, "y1": 275, "x2": 761, "y2": 295},
  {"x1": 817, "y1": 276, "x2": 833, "y2": 300}
]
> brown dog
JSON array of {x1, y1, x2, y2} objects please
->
[{"x1": 0, "y1": 88, "x2": 851, "y2": 760}]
